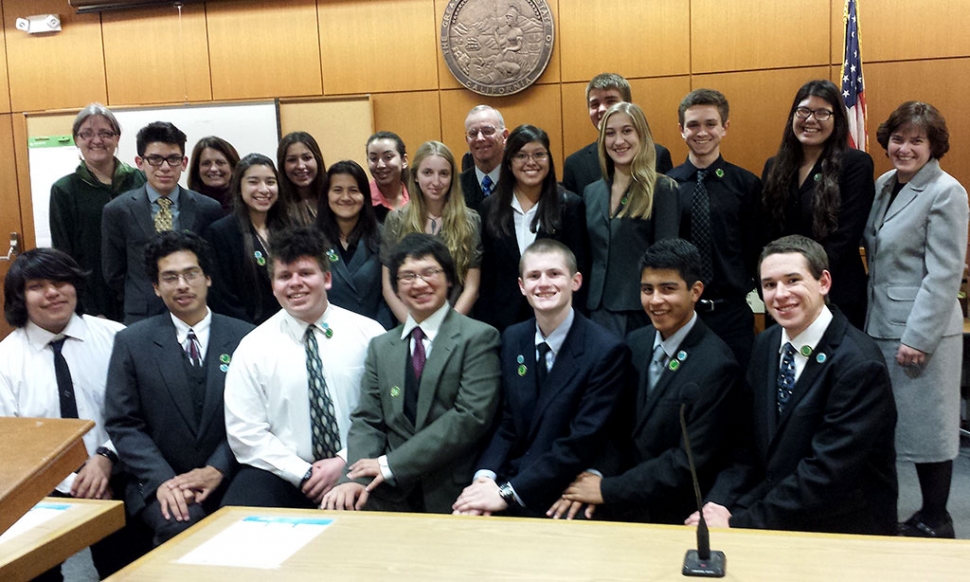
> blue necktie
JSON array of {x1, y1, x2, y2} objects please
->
[
  {"x1": 481, "y1": 175, "x2": 493, "y2": 197},
  {"x1": 776, "y1": 342, "x2": 797, "y2": 415}
]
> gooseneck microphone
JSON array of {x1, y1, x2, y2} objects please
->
[{"x1": 680, "y1": 403, "x2": 726, "y2": 577}]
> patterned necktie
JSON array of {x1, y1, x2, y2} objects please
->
[
  {"x1": 481, "y1": 175, "x2": 494, "y2": 197},
  {"x1": 50, "y1": 338, "x2": 79, "y2": 418},
  {"x1": 536, "y1": 342, "x2": 551, "y2": 391},
  {"x1": 305, "y1": 325, "x2": 341, "y2": 459},
  {"x1": 776, "y1": 342, "x2": 797, "y2": 415},
  {"x1": 411, "y1": 327, "x2": 427, "y2": 378},
  {"x1": 155, "y1": 196, "x2": 174, "y2": 232},
  {"x1": 648, "y1": 343, "x2": 666, "y2": 394},
  {"x1": 690, "y1": 169, "x2": 714, "y2": 284},
  {"x1": 185, "y1": 329, "x2": 202, "y2": 367}
]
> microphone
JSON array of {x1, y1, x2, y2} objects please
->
[{"x1": 680, "y1": 403, "x2": 726, "y2": 578}]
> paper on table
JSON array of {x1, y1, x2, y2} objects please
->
[
  {"x1": 0, "y1": 503, "x2": 71, "y2": 545},
  {"x1": 176, "y1": 516, "x2": 334, "y2": 569}
]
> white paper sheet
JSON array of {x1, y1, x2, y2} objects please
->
[
  {"x1": 0, "y1": 502, "x2": 71, "y2": 545},
  {"x1": 175, "y1": 516, "x2": 334, "y2": 569}
]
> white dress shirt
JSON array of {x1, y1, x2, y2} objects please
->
[
  {"x1": 779, "y1": 306, "x2": 833, "y2": 382},
  {"x1": 171, "y1": 308, "x2": 211, "y2": 361},
  {"x1": 511, "y1": 194, "x2": 540, "y2": 257},
  {"x1": 225, "y1": 304, "x2": 385, "y2": 487},
  {"x1": 0, "y1": 314, "x2": 124, "y2": 493}
]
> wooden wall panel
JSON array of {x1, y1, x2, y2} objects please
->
[
  {"x1": 320, "y1": 0, "x2": 438, "y2": 95},
  {"x1": 558, "y1": 0, "x2": 689, "y2": 82},
  {"x1": 0, "y1": 115, "x2": 20, "y2": 339},
  {"x1": 279, "y1": 97, "x2": 373, "y2": 173},
  {"x1": 206, "y1": 0, "x2": 322, "y2": 100},
  {"x1": 0, "y1": 6, "x2": 11, "y2": 113},
  {"x1": 3, "y1": 0, "x2": 106, "y2": 112},
  {"x1": 692, "y1": 0, "x2": 831, "y2": 73},
  {"x1": 372, "y1": 91, "x2": 443, "y2": 154},
  {"x1": 102, "y1": 5, "x2": 211, "y2": 105}
]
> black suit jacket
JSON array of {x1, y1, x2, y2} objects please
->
[
  {"x1": 102, "y1": 185, "x2": 223, "y2": 324},
  {"x1": 203, "y1": 216, "x2": 279, "y2": 325},
  {"x1": 477, "y1": 311, "x2": 630, "y2": 511},
  {"x1": 562, "y1": 141, "x2": 673, "y2": 197},
  {"x1": 105, "y1": 313, "x2": 254, "y2": 515},
  {"x1": 706, "y1": 309, "x2": 897, "y2": 535},
  {"x1": 460, "y1": 167, "x2": 490, "y2": 215},
  {"x1": 325, "y1": 239, "x2": 393, "y2": 329},
  {"x1": 599, "y1": 318, "x2": 741, "y2": 524}
]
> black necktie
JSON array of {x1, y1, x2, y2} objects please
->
[
  {"x1": 776, "y1": 342, "x2": 797, "y2": 415},
  {"x1": 691, "y1": 169, "x2": 714, "y2": 284},
  {"x1": 50, "y1": 338, "x2": 78, "y2": 419},
  {"x1": 536, "y1": 342, "x2": 551, "y2": 391}
]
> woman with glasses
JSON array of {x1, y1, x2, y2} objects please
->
[
  {"x1": 204, "y1": 154, "x2": 293, "y2": 325},
  {"x1": 478, "y1": 124, "x2": 589, "y2": 332},
  {"x1": 278, "y1": 131, "x2": 327, "y2": 225},
  {"x1": 380, "y1": 141, "x2": 482, "y2": 323},
  {"x1": 188, "y1": 136, "x2": 240, "y2": 216},
  {"x1": 50, "y1": 103, "x2": 146, "y2": 320},
  {"x1": 316, "y1": 160, "x2": 392, "y2": 328},
  {"x1": 761, "y1": 79, "x2": 875, "y2": 328},
  {"x1": 366, "y1": 131, "x2": 409, "y2": 223}
]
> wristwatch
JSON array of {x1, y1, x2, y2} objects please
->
[
  {"x1": 95, "y1": 446, "x2": 118, "y2": 464},
  {"x1": 300, "y1": 468, "x2": 313, "y2": 486},
  {"x1": 497, "y1": 481, "x2": 518, "y2": 506}
]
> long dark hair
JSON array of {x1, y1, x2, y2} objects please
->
[
  {"x1": 487, "y1": 124, "x2": 563, "y2": 239},
  {"x1": 277, "y1": 132, "x2": 328, "y2": 224},
  {"x1": 315, "y1": 160, "x2": 381, "y2": 254},
  {"x1": 762, "y1": 79, "x2": 848, "y2": 240}
]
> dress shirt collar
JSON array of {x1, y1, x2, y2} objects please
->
[
  {"x1": 682, "y1": 154, "x2": 725, "y2": 178},
  {"x1": 171, "y1": 308, "x2": 212, "y2": 347},
  {"x1": 475, "y1": 166, "x2": 501, "y2": 191},
  {"x1": 146, "y1": 183, "x2": 180, "y2": 207},
  {"x1": 652, "y1": 311, "x2": 698, "y2": 359},
  {"x1": 780, "y1": 305, "x2": 833, "y2": 356},
  {"x1": 401, "y1": 302, "x2": 450, "y2": 343},
  {"x1": 281, "y1": 303, "x2": 342, "y2": 341},
  {"x1": 534, "y1": 307, "x2": 575, "y2": 357},
  {"x1": 24, "y1": 313, "x2": 87, "y2": 350}
]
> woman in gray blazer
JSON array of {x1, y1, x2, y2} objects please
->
[{"x1": 863, "y1": 102, "x2": 968, "y2": 538}]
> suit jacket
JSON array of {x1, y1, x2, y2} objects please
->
[
  {"x1": 863, "y1": 159, "x2": 968, "y2": 350},
  {"x1": 104, "y1": 313, "x2": 255, "y2": 515},
  {"x1": 327, "y1": 238, "x2": 393, "y2": 330},
  {"x1": 477, "y1": 311, "x2": 631, "y2": 511},
  {"x1": 599, "y1": 317, "x2": 742, "y2": 524},
  {"x1": 344, "y1": 309, "x2": 501, "y2": 513},
  {"x1": 477, "y1": 189, "x2": 590, "y2": 332},
  {"x1": 203, "y1": 216, "x2": 279, "y2": 326},
  {"x1": 562, "y1": 141, "x2": 673, "y2": 197},
  {"x1": 460, "y1": 166, "x2": 489, "y2": 215},
  {"x1": 102, "y1": 185, "x2": 223, "y2": 324},
  {"x1": 706, "y1": 309, "x2": 897, "y2": 535}
]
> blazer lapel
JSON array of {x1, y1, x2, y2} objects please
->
[
  {"x1": 330, "y1": 245, "x2": 359, "y2": 296},
  {"x1": 152, "y1": 320, "x2": 199, "y2": 436},
  {"x1": 198, "y1": 318, "x2": 231, "y2": 439},
  {"x1": 760, "y1": 327, "x2": 782, "y2": 440},
  {"x1": 634, "y1": 321, "x2": 705, "y2": 437},
  {"x1": 133, "y1": 187, "x2": 156, "y2": 240},
  {"x1": 414, "y1": 311, "x2": 459, "y2": 429},
  {"x1": 179, "y1": 187, "x2": 199, "y2": 230},
  {"x1": 384, "y1": 330, "x2": 412, "y2": 432},
  {"x1": 528, "y1": 317, "x2": 583, "y2": 440}
]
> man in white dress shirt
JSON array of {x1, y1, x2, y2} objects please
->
[{"x1": 223, "y1": 226, "x2": 385, "y2": 508}]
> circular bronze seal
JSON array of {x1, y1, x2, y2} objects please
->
[{"x1": 441, "y1": 0, "x2": 555, "y2": 96}]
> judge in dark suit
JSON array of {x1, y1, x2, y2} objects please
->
[
  {"x1": 105, "y1": 231, "x2": 254, "y2": 546},
  {"x1": 453, "y1": 239, "x2": 630, "y2": 517},
  {"x1": 689, "y1": 235, "x2": 897, "y2": 535},
  {"x1": 562, "y1": 73, "x2": 672, "y2": 198},
  {"x1": 102, "y1": 121, "x2": 223, "y2": 324},
  {"x1": 322, "y1": 234, "x2": 501, "y2": 513},
  {"x1": 459, "y1": 105, "x2": 509, "y2": 214},
  {"x1": 554, "y1": 239, "x2": 741, "y2": 524}
]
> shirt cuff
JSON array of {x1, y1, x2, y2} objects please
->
[
  {"x1": 378, "y1": 455, "x2": 396, "y2": 486},
  {"x1": 585, "y1": 468, "x2": 603, "y2": 478},
  {"x1": 473, "y1": 469, "x2": 497, "y2": 482},
  {"x1": 336, "y1": 448, "x2": 347, "y2": 462}
]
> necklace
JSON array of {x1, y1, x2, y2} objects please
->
[{"x1": 427, "y1": 215, "x2": 442, "y2": 236}]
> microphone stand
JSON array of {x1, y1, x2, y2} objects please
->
[{"x1": 681, "y1": 403, "x2": 726, "y2": 577}]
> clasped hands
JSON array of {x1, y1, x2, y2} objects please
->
[
  {"x1": 320, "y1": 457, "x2": 381, "y2": 510},
  {"x1": 157, "y1": 466, "x2": 224, "y2": 521}
]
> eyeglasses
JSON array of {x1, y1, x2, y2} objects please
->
[
  {"x1": 397, "y1": 267, "x2": 443, "y2": 284},
  {"x1": 512, "y1": 151, "x2": 549, "y2": 164},
  {"x1": 159, "y1": 268, "x2": 204, "y2": 285},
  {"x1": 794, "y1": 107, "x2": 834, "y2": 122},
  {"x1": 76, "y1": 130, "x2": 118, "y2": 141},
  {"x1": 466, "y1": 126, "x2": 500, "y2": 140},
  {"x1": 143, "y1": 154, "x2": 185, "y2": 167}
]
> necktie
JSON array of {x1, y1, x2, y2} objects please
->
[
  {"x1": 305, "y1": 326, "x2": 341, "y2": 459},
  {"x1": 536, "y1": 342, "x2": 551, "y2": 391},
  {"x1": 690, "y1": 169, "x2": 714, "y2": 284},
  {"x1": 648, "y1": 343, "x2": 666, "y2": 394},
  {"x1": 481, "y1": 175, "x2": 494, "y2": 197},
  {"x1": 185, "y1": 329, "x2": 202, "y2": 367},
  {"x1": 776, "y1": 342, "x2": 797, "y2": 415},
  {"x1": 50, "y1": 338, "x2": 79, "y2": 419},
  {"x1": 411, "y1": 327, "x2": 427, "y2": 379},
  {"x1": 155, "y1": 196, "x2": 174, "y2": 232}
]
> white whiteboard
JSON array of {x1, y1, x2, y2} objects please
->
[{"x1": 28, "y1": 100, "x2": 280, "y2": 247}]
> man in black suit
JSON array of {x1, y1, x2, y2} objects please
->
[
  {"x1": 562, "y1": 72, "x2": 673, "y2": 196},
  {"x1": 102, "y1": 121, "x2": 223, "y2": 324},
  {"x1": 687, "y1": 235, "x2": 897, "y2": 535},
  {"x1": 106, "y1": 231, "x2": 253, "y2": 546},
  {"x1": 552, "y1": 239, "x2": 742, "y2": 523},
  {"x1": 459, "y1": 105, "x2": 508, "y2": 214},
  {"x1": 452, "y1": 239, "x2": 629, "y2": 517}
]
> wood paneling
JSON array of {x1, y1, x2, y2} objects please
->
[
  {"x1": 692, "y1": 0, "x2": 831, "y2": 73},
  {"x1": 558, "y1": 0, "x2": 689, "y2": 82},
  {"x1": 206, "y1": 0, "x2": 322, "y2": 100},
  {"x1": 0, "y1": 5, "x2": 11, "y2": 114},
  {"x1": 320, "y1": 0, "x2": 438, "y2": 95},
  {"x1": 372, "y1": 91, "x2": 443, "y2": 154},
  {"x1": 102, "y1": 4, "x2": 211, "y2": 105},
  {"x1": 0, "y1": 114, "x2": 21, "y2": 339},
  {"x1": 3, "y1": 0, "x2": 106, "y2": 112},
  {"x1": 279, "y1": 96, "x2": 374, "y2": 174}
]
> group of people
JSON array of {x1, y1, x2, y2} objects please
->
[{"x1": 2, "y1": 70, "x2": 967, "y2": 578}]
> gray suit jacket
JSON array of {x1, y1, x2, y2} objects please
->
[
  {"x1": 102, "y1": 185, "x2": 223, "y2": 324},
  {"x1": 863, "y1": 159, "x2": 969, "y2": 351}
]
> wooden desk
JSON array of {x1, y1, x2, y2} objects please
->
[
  {"x1": 108, "y1": 507, "x2": 970, "y2": 581},
  {"x1": 0, "y1": 498, "x2": 124, "y2": 582}
]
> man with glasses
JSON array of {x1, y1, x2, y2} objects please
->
[
  {"x1": 460, "y1": 105, "x2": 509, "y2": 213},
  {"x1": 323, "y1": 234, "x2": 501, "y2": 513},
  {"x1": 105, "y1": 231, "x2": 253, "y2": 546},
  {"x1": 102, "y1": 121, "x2": 222, "y2": 324}
]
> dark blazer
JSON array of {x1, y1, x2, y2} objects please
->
[
  {"x1": 344, "y1": 309, "x2": 501, "y2": 513},
  {"x1": 327, "y1": 239, "x2": 393, "y2": 330},
  {"x1": 584, "y1": 177, "x2": 680, "y2": 312},
  {"x1": 102, "y1": 185, "x2": 223, "y2": 324},
  {"x1": 460, "y1": 166, "x2": 490, "y2": 215},
  {"x1": 104, "y1": 313, "x2": 254, "y2": 516},
  {"x1": 562, "y1": 141, "x2": 673, "y2": 198},
  {"x1": 203, "y1": 216, "x2": 279, "y2": 326},
  {"x1": 599, "y1": 318, "x2": 742, "y2": 524},
  {"x1": 706, "y1": 309, "x2": 898, "y2": 535},
  {"x1": 477, "y1": 311, "x2": 630, "y2": 511},
  {"x1": 477, "y1": 189, "x2": 590, "y2": 332}
]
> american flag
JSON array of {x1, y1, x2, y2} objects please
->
[{"x1": 841, "y1": 0, "x2": 868, "y2": 151}]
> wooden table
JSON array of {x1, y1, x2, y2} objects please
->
[
  {"x1": 108, "y1": 507, "x2": 970, "y2": 581},
  {"x1": 0, "y1": 498, "x2": 124, "y2": 582}
]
